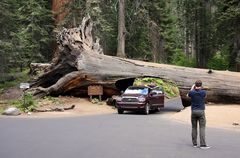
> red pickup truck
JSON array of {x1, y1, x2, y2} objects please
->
[{"x1": 116, "y1": 86, "x2": 164, "y2": 115}]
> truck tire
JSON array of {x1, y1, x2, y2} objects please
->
[
  {"x1": 118, "y1": 109, "x2": 124, "y2": 114},
  {"x1": 144, "y1": 103, "x2": 150, "y2": 115}
]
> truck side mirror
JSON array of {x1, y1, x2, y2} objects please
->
[{"x1": 149, "y1": 91, "x2": 157, "y2": 96}]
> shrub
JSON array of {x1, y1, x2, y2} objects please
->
[
  {"x1": 12, "y1": 93, "x2": 37, "y2": 112},
  {"x1": 207, "y1": 52, "x2": 229, "y2": 70},
  {"x1": 171, "y1": 49, "x2": 196, "y2": 67},
  {"x1": 133, "y1": 77, "x2": 179, "y2": 98},
  {"x1": 0, "y1": 68, "x2": 30, "y2": 90}
]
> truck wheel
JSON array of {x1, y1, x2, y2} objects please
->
[
  {"x1": 156, "y1": 107, "x2": 161, "y2": 112},
  {"x1": 118, "y1": 109, "x2": 124, "y2": 114},
  {"x1": 144, "y1": 103, "x2": 150, "y2": 115}
]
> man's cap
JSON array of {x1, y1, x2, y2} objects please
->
[{"x1": 195, "y1": 80, "x2": 202, "y2": 87}]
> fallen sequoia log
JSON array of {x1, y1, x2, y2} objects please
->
[
  {"x1": 30, "y1": 16, "x2": 240, "y2": 107},
  {"x1": 32, "y1": 105, "x2": 75, "y2": 112}
]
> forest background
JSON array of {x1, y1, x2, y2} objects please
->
[{"x1": 0, "y1": 0, "x2": 240, "y2": 85}]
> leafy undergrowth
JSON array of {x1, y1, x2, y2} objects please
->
[
  {"x1": 1, "y1": 93, "x2": 64, "y2": 113},
  {"x1": 0, "y1": 103, "x2": 8, "y2": 114},
  {"x1": 0, "y1": 69, "x2": 30, "y2": 94},
  {"x1": 133, "y1": 77, "x2": 180, "y2": 98}
]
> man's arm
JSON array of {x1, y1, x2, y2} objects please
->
[
  {"x1": 187, "y1": 90, "x2": 193, "y2": 97},
  {"x1": 203, "y1": 90, "x2": 207, "y2": 98},
  {"x1": 190, "y1": 84, "x2": 195, "y2": 90},
  {"x1": 187, "y1": 84, "x2": 195, "y2": 97}
]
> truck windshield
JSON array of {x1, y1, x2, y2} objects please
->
[{"x1": 124, "y1": 87, "x2": 148, "y2": 95}]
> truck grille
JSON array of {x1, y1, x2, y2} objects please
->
[{"x1": 122, "y1": 97, "x2": 138, "y2": 102}]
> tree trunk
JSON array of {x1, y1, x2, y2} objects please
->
[
  {"x1": 185, "y1": 26, "x2": 190, "y2": 59},
  {"x1": 159, "y1": 37, "x2": 166, "y2": 63},
  {"x1": 150, "y1": 21, "x2": 159, "y2": 63},
  {"x1": 30, "y1": 16, "x2": 240, "y2": 107},
  {"x1": 116, "y1": 0, "x2": 126, "y2": 58},
  {"x1": 52, "y1": 0, "x2": 71, "y2": 24},
  {"x1": 231, "y1": 33, "x2": 240, "y2": 71},
  {"x1": 150, "y1": 21, "x2": 166, "y2": 63}
]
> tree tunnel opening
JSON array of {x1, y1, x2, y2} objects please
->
[
  {"x1": 114, "y1": 76, "x2": 181, "y2": 99},
  {"x1": 106, "y1": 76, "x2": 183, "y2": 107},
  {"x1": 115, "y1": 78, "x2": 135, "y2": 92}
]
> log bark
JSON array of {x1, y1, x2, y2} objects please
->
[{"x1": 30, "y1": 16, "x2": 240, "y2": 107}]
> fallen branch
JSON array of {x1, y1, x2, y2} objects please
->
[{"x1": 32, "y1": 105, "x2": 75, "y2": 112}]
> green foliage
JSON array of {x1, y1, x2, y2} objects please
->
[
  {"x1": 207, "y1": 52, "x2": 229, "y2": 70},
  {"x1": 60, "y1": 0, "x2": 179, "y2": 61},
  {"x1": 134, "y1": 77, "x2": 179, "y2": 98},
  {"x1": 0, "y1": 0, "x2": 18, "y2": 75},
  {"x1": 0, "y1": 102, "x2": 8, "y2": 114},
  {"x1": 213, "y1": 0, "x2": 240, "y2": 70},
  {"x1": 43, "y1": 96, "x2": 62, "y2": 104},
  {"x1": 177, "y1": 0, "x2": 213, "y2": 68},
  {"x1": 91, "y1": 98, "x2": 99, "y2": 104},
  {"x1": 171, "y1": 49, "x2": 196, "y2": 67},
  {"x1": 0, "y1": 0, "x2": 54, "y2": 76},
  {"x1": 0, "y1": 69, "x2": 30, "y2": 91},
  {"x1": 12, "y1": 93, "x2": 37, "y2": 112},
  {"x1": 0, "y1": 107, "x2": 4, "y2": 114},
  {"x1": 1, "y1": 0, "x2": 239, "y2": 74},
  {"x1": 16, "y1": 0, "x2": 54, "y2": 64},
  {"x1": 91, "y1": 98, "x2": 103, "y2": 105},
  {"x1": 134, "y1": 77, "x2": 163, "y2": 86},
  {"x1": 125, "y1": 0, "x2": 179, "y2": 62}
]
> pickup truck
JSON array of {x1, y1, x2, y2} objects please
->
[{"x1": 116, "y1": 86, "x2": 164, "y2": 115}]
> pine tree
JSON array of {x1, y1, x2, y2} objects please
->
[
  {"x1": 176, "y1": 0, "x2": 213, "y2": 68},
  {"x1": 0, "y1": 0, "x2": 19, "y2": 78},
  {"x1": 15, "y1": 0, "x2": 54, "y2": 67},
  {"x1": 214, "y1": 0, "x2": 240, "y2": 71}
]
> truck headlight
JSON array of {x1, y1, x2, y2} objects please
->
[
  {"x1": 116, "y1": 96, "x2": 122, "y2": 102},
  {"x1": 138, "y1": 96, "x2": 146, "y2": 102}
]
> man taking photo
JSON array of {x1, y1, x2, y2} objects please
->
[{"x1": 188, "y1": 80, "x2": 211, "y2": 149}]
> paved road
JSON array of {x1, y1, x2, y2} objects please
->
[{"x1": 0, "y1": 98, "x2": 239, "y2": 158}]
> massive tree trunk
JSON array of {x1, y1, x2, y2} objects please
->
[
  {"x1": 116, "y1": 0, "x2": 126, "y2": 58},
  {"x1": 52, "y1": 0, "x2": 71, "y2": 24},
  {"x1": 30, "y1": 16, "x2": 240, "y2": 107},
  {"x1": 232, "y1": 33, "x2": 240, "y2": 72},
  {"x1": 150, "y1": 21, "x2": 159, "y2": 63},
  {"x1": 150, "y1": 21, "x2": 166, "y2": 63}
]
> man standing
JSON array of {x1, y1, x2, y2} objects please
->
[{"x1": 188, "y1": 80, "x2": 210, "y2": 149}]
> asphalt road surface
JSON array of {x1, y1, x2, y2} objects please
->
[{"x1": 0, "y1": 98, "x2": 240, "y2": 158}]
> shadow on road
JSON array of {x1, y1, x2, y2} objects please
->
[{"x1": 161, "y1": 97, "x2": 184, "y2": 112}]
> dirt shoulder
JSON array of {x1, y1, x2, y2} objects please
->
[
  {"x1": 0, "y1": 88, "x2": 115, "y2": 118},
  {"x1": 1, "y1": 96, "x2": 116, "y2": 118},
  {"x1": 170, "y1": 103, "x2": 240, "y2": 132}
]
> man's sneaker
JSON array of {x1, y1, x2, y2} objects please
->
[
  {"x1": 200, "y1": 145, "x2": 211, "y2": 149},
  {"x1": 193, "y1": 144, "x2": 198, "y2": 148}
]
